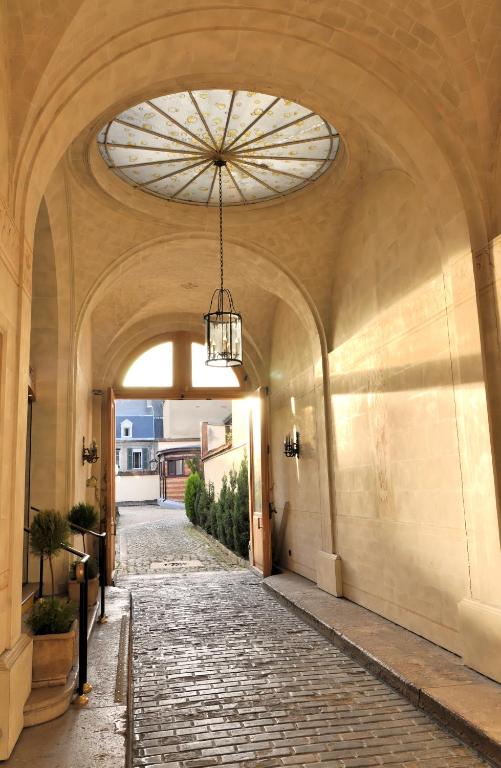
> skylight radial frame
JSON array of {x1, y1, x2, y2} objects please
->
[{"x1": 97, "y1": 89, "x2": 340, "y2": 205}]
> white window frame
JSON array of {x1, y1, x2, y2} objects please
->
[
  {"x1": 132, "y1": 449, "x2": 142, "y2": 470},
  {"x1": 121, "y1": 419, "x2": 133, "y2": 439}
]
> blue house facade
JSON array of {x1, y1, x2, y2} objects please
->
[{"x1": 115, "y1": 399, "x2": 164, "y2": 473}]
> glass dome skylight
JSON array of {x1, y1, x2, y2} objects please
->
[{"x1": 97, "y1": 90, "x2": 339, "y2": 206}]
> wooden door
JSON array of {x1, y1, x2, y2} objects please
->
[
  {"x1": 248, "y1": 388, "x2": 272, "y2": 576},
  {"x1": 105, "y1": 388, "x2": 116, "y2": 583}
]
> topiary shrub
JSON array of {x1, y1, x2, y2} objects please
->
[
  {"x1": 224, "y1": 468, "x2": 237, "y2": 550},
  {"x1": 30, "y1": 509, "x2": 70, "y2": 598},
  {"x1": 198, "y1": 457, "x2": 249, "y2": 558},
  {"x1": 232, "y1": 455, "x2": 250, "y2": 557},
  {"x1": 186, "y1": 455, "x2": 201, "y2": 476},
  {"x1": 196, "y1": 481, "x2": 209, "y2": 530},
  {"x1": 208, "y1": 498, "x2": 218, "y2": 537},
  {"x1": 26, "y1": 598, "x2": 76, "y2": 636},
  {"x1": 68, "y1": 502, "x2": 98, "y2": 553},
  {"x1": 204, "y1": 483, "x2": 215, "y2": 534},
  {"x1": 216, "y1": 475, "x2": 229, "y2": 545},
  {"x1": 185, "y1": 471, "x2": 202, "y2": 524}
]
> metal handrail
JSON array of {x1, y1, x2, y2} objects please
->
[
  {"x1": 68, "y1": 522, "x2": 107, "y2": 623},
  {"x1": 23, "y1": 525, "x2": 90, "y2": 701}
]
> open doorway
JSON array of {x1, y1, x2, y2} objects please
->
[
  {"x1": 114, "y1": 398, "x2": 249, "y2": 576},
  {"x1": 103, "y1": 334, "x2": 271, "y2": 580}
]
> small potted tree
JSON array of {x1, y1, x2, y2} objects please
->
[
  {"x1": 68, "y1": 502, "x2": 98, "y2": 553},
  {"x1": 26, "y1": 510, "x2": 77, "y2": 687},
  {"x1": 67, "y1": 502, "x2": 100, "y2": 605}
]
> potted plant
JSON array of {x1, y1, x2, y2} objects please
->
[
  {"x1": 27, "y1": 509, "x2": 77, "y2": 687},
  {"x1": 68, "y1": 502, "x2": 98, "y2": 553},
  {"x1": 68, "y1": 555, "x2": 99, "y2": 606}
]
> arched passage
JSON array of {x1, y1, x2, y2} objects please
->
[{"x1": 2, "y1": 11, "x2": 501, "y2": 758}]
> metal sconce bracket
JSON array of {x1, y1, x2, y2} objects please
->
[
  {"x1": 82, "y1": 437, "x2": 99, "y2": 465},
  {"x1": 284, "y1": 431, "x2": 300, "y2": 458}
]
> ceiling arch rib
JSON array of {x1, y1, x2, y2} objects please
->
[{"x1": 82, "y1": 234, "x2": 327, "y2": 385}]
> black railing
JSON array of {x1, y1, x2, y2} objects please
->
[
  {"x1": 23, "y1": 526, "x2": 90, "y2": 701},
  {"x1": 64, "y1": 540, "x2": 90, "y2": 701},
  {"x1": 25, "y1": 506, "x2": 108, "y2": 704},
  {"x1": 68, "y1": 522, "x2": 107, "y2": 624}
]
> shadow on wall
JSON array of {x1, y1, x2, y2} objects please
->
[{"x1": 272, "y1": 500, "x2": 291, "y2": 568}]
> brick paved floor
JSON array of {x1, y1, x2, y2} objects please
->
[{"x1": 118, "y1": 507, "x2": 486, "y2": 768}]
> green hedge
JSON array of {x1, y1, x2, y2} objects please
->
[
  {"x1": 185, "y1": 456, "x2": 249, "y2": 559},
  {"x1": 184, "y1": 472, "x2": 202, "y2": 524}
]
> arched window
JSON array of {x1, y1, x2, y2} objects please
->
[
  {"x1": 122, "y1": 342, "x2": 173, "y2": 387},
  {"x1": 119, "y1": 333, "x2": 244, "y2": 397},
  {"x1": 191, "y1": 343, "x2": 239, "y2": 388}
]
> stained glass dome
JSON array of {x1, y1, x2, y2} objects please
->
[{"x1": 97, "y1": 90, "x2": 339, "y2": 206}]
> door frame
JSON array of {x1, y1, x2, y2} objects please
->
[
  {"x1": 105, "y1": 334, "x2": 270, "y2": 579},
  {"x1": 248, "y1": 387, "x2": 272, "y2": 577},
  {"x1": 105, "y1": 388, "x2": 116, "y2": 583}
]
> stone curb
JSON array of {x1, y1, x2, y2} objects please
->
[{"x1": 263, "y1": 580, "x2": 500, "y2": 768}]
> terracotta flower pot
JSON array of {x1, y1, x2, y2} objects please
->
[
  {"x1": 31, "y1": 620, "x2": 77, "y2": 688},
  {"x1": 67, "y1": 576, "x2": 99, "y2": 607}
]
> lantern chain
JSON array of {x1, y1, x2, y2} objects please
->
[{"x1": 219, "y1": 165, "x2": 224, "y2": 293}]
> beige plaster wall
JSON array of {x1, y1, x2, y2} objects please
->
[
  {"x1": 0, "y1": 25, "x2": 33, "y2": 754},
  {"x1": 270, "y1": 302, "x2": 324, "y2": 583},
  {"x1": 204, "y1": 444, "x2": 247, "y2": 497},
  {"x1": 0, "y1": 256, "x2": 22, "y2": 656},
  {"x1": 116, "y1": 474, "x2": 158, "y2": 503},
  {"x1": 74, "y1": 314, "x2": 96, "y2": 508},
  {"x1": 328, "y1": 168, "x2": 501, "y2": 655},
  {"x1": 29, "y1": 203, "x2": 59, "y2": 513},
  {"x1": 164, "y1": 400, "x2": 231, "y2": 440},
  {"x1": 0, "y1": 8, "x2": 9, "y2": 202}
]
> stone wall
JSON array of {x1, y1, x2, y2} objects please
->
[
  {"x1": 328, "y1": 168, "x2": 501, "y2": 668},
  {"x1": 269, "y1": 302, "x2": 324, "y2": 583}
]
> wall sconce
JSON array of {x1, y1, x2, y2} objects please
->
[
  {"x1": 82, "y1": 437, "x2": 99, "y2": 465},
  {"x1": 284, "y1": 431, "x2": 300, "y2": 458}
]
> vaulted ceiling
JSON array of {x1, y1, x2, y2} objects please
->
[{"x1": 7, "y1": 0, "x2": 499, "y2": 386}]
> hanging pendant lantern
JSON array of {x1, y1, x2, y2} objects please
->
[{"x1": 205, "y1": 160, "x2": 243, "y2": 367}]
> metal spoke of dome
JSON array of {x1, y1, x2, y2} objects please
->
[{"x1": 97, "y1": 89, "x2": 340, "y2": 205}]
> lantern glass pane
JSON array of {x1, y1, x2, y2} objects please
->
[{"x1": 205, "y1": 311, "x2": 242, "y2": 368}]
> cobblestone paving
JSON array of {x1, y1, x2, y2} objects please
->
[
  {"x1": 116, "y1": 506, "x2": 239, "y2": 575},
  {"x1": 119, "y1": 507, "x2": 486, "y2": 768}
]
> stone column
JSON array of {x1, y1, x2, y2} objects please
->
[{"x1": 0, "y1": 200, "x2": 33, "y2": 760}]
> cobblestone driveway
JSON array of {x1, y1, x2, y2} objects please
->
[
  {"x1": 116, "y1": 505, "x2": 239, "y2": 575},
  {"x1": 118, "y1": 506, "x2": 485, "y2": 768}
]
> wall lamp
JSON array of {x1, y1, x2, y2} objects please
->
[
  {"x1": 82, "y1": 437, "x2": 99, "y2": 465},
  {"x1": 284, "y1": 431, "x2": 300, "y2": 458}
]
